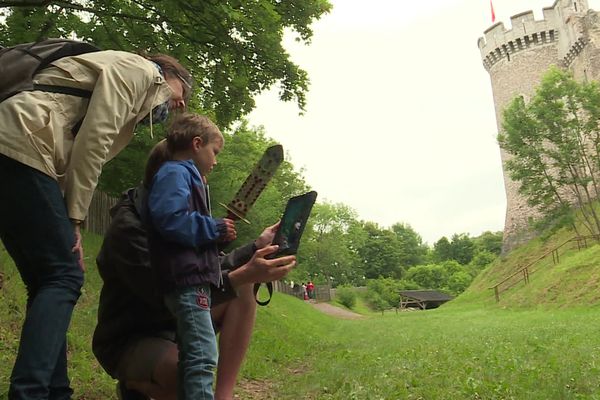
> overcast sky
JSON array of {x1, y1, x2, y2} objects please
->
[{"x1": 247, "y1": 0, "x2": 600, "y2": 245}]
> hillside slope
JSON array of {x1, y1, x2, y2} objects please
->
[{"x1": 452, "y1": 222, "x2": 600, "y2": 308}]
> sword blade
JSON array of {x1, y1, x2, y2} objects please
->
[{"x1": 220, "y1": 144, "x2": 284, "y2": 223}]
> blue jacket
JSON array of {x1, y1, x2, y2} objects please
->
[{"x1": 147, "y1": 160, "x2": 226, "y2": 292}]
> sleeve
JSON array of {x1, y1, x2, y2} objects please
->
[
  {"x1": 148, "y1": 166, "x2": 223, "y2": 247},
  {"x1": 64, "y1": 57, "x2": 156, "y2": 221},
  {"x1": 219, "y1": 242, "x2": 255, "y2": 271}
]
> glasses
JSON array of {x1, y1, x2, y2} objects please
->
[{"x1": 176, "y1": 73, "x2": 192, "y2": 90}]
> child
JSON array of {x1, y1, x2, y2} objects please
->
[{"x1": 146, "y1": 113, "x2": 236, "y2": 400}]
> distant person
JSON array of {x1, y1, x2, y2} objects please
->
[
  {"x1": 94, "y1": 150, "x2": 296, "y2": 399},
  {"x1": 0, "y1": 49, "x2": 191, "y2": 399},
  {"x1": 307, "y1": 281, "x2": 315, "y2": 300}
]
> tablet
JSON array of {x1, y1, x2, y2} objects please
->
[{"x1": 267, "y1": 191, "x2": 317, "y2": 259}]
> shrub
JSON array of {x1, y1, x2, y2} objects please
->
[{"x1": 336, "y1": 285, "x2": 357, "y2": 309}]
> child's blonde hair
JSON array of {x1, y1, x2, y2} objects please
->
[
  {"x1": 166, "y1": 113, "x2": 223, "y2": 154},
  {"x1": 143, "y1": 139, "x2": 171, "y2": 188}
]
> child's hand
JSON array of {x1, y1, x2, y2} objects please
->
[{"x1": 220, "y1": 218, "x2": 237, "y2": 242}]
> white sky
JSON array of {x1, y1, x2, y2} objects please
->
[{"x1": 247, "y1": 0, "x2": 600, "y2": 245}]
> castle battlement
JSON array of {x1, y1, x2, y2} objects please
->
[
  {"x1": 478, "y1": 10, "x2": 558, "y2": 70},
  {"x1": 477, "y1": 0, "x2": 589, "y2": 71}
]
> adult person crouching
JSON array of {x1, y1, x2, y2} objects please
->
[
  {"x1": 93, "y1": 186, "x2": 296, "y2": 400},
  {"x1": 94, "y1": 138, "x2": 296, "y2": 400},
  {"x1": 0, "y1": 49, "x2": 191, "y2": 400}
]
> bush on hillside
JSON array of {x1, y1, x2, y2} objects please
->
[
  {"x1": 336, "y1": 285, "x2": 356, "y2": 309},
  {"x1": 367, "y1": 291, "x2": 389, "y2": 314}
]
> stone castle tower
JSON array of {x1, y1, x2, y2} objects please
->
[{"x1": 478, "y1": 0, "x2": 600, "y2": 252}]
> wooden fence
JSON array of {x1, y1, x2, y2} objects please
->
[
  {"x1": 272, "y1": 280, "x2": 332, "y2": 302},
  {"x1": 84, "y1": 191, "x2": 119, "y2": 235},
  {"x1": 489, "y1": 235, "x2": 600, "y2": 302}
]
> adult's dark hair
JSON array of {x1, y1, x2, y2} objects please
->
[{"x1": 146, "y1": 54, "x2": 193, "y2": 103}]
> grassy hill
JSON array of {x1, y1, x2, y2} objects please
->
[
  {"x1": 454, "y1": 221, "x2": 600, "y2": 309},
  {"x1": 3, "y1": 224, "x2": 600, "y2": 398}
]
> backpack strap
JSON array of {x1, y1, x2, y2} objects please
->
[
  {"x1": 31, "y1": 84, "x2": 91, "y2": 136},
  {"x1": 32, "y1": 83, "x2": 92, "y2": 99},
  {"x1": 253, "y1": 282, "x2": 273, "y2": 306}
]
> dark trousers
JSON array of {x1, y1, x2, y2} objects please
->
[{"x1": 0, "y1": 154, "x2": 84, "y2": 400}]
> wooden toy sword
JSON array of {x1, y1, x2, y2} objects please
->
[{"x1": 219, "y1": 144, "x2": 284, "y2": 224}]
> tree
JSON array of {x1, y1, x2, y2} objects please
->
[
  {"x1": 472, "y1": 231, "x2": 503, "y2": 255},
  {"x1": 499, "y1": 66, "x2": 600, "y2": 237},
  {"x1": 432, "y1": 234, "x2": 474, "y2": 265},
  {"x1": 299, "y1": 202, "x2": 362, "y2": 286},
  {"x1": 0, "y1": 0, "x2": 332, "y2": 127},
  {"x1": 448, "y1": 233, "x2": 474, "y2": 265},
  {"x1": 357, "y1": 222, "x2": 405, "y2": 279},
  {"x1": 391, "y1": 222, "x2": 428, "y2": 267},
  {"x1": 404, "y1": 264, "x2": 448, "y2": 290},
  {"x1": 432, "y1": 236, "x2": 451, "y2": 263},
  {"x1": 446, "y1": 270, "x2": 472, "y2": 296}
]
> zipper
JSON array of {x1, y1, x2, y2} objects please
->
[{"x1": 206, "y1": 183, "x2": 223, "y2": 288}]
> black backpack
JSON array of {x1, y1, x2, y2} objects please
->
[{"x1": 0, "y1": 38, "x2": 100, "y2": 102}]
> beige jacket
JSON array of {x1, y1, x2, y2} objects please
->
[{"x1": 0, "y1": 50, "x2": 172, "y2": 221}]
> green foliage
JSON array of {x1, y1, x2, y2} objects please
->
[
  {"x1": 467, "y1": 250, "x2": 497, "y2": 276},
  {"x1": 472, "y1": 230, "x2": 503, "y2": 255},
  {"x1": 432, "y1": 233, "x2": 475, "y2": 265},
  {"x1": 299, "y1": 202, "x2": 362, "y2": 286},
  {"x1": 446, "y1": 270, "x2": 472, "y2": 296},
  {"x1": 391, "y1": 222, "x2": 428, "y2": 267},
  {"x1": 405, "y1": 263, "x2": 448, "y2": 289},
  {"x1": 364, "y1": 277, "x2": 409, "y2": 310},
  {"x1": 0, "y1": 0, "x2": 332, "y2": 127},
  {"x1": 358, "y1": 222, "x2": 406, "y2": 279},
  {"x1": 335, "y1": 285, "x2": 357, "y2": 309},
  {"x1": 499, "y1": 66, "x2": 600, "y2": 237}
]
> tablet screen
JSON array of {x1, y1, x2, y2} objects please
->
[{"x1": 268, "y1": 191, "x2": 317, "y2": 258}]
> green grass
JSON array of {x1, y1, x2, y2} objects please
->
[
  {"x1": 246, "y1": 297, "x2": 600, "y2": 399},
  {"x1": 4, "y1": 227, "x2": 600, "y2": 398}
]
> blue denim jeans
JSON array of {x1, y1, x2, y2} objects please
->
[
  {"x1": 0, "y1": 155, "x2": 84, "y2": 399},
  {"x1": 165, "y1": 284, "x2": 218, "y2": 400}
]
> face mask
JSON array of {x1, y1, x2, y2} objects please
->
[
  {"x1": 139, "y1": 61, "x2": 170, "y2": 126},
  {"x1": 139, "y1": 101, "x2": 169, "y2": 126}
]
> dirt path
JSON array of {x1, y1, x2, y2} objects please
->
[{"x1": 309, "y1": 301, "x2": 363, "y2": 319}]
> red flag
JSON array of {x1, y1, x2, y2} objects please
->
[{"x1": 490, "y1": 0, "x2": 496, "y2": 23}]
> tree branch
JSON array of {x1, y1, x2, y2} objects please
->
[{"x1": 2, "y1": 0, "x2": 161, "y2": 24}]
